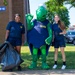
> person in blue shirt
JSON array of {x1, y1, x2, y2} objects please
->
[
  {"x1": 51, "y1": 15, "x2": 66, "y2": 70},
  {"x1": 5, "y1": 14, "x2": 25, "y2": 71}
]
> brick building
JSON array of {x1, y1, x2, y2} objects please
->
[{"x1": 0, "y1": 0, "x2": 30, "y2": 43}]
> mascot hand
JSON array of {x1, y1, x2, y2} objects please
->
[
  {"x1": 25, "y1": 14, "x2": 34, "y2": 30},
  {"x1": 45, "y1": 36, "x2": 52, "y2": 45},
  {"x1": 25, "y1": 14, "x2": 33, "y2": 22}
]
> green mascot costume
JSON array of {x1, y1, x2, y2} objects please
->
[{"x1": 26, "y1": 6, "x2": 52, "y2": 69}]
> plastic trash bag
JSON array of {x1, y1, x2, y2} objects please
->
[
  {"x1": 0, "y1": 41, "x2": 23, "y2": 71},
  {"x1": 0, "y1": 43, "x2": 7, "y2": 63}
]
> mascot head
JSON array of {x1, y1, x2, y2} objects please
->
[{"x1": 36, "y1": 6, "x2": 47, "y2": 21}]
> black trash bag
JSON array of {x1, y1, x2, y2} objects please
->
[
  {"x1": 0, "y1": 43, "x2": 8, "y2": 63},
  {"x1": 0, "y1": 41, "x2": 23, "y2": 71}
]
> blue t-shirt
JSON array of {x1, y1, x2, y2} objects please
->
[
  {"x1": 50, "y1": 23, "x2": 65, "y2": 41},
  {"x1": 6, "y1": 21, "x2": 25, "y2": 39}
]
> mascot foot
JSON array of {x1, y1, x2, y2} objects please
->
[
  {"x1": 29, "y1": 62, "x2": 37, "y2": 69},
  {"x1": 42, "y1": 63, "x2": 49, "y2": 69}
]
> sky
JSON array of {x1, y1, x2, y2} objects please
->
[{"x1": 29, "y1": 0, "x2": 75, "y2": 26}]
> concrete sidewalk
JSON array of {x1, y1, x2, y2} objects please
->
[{"x1": 0, "y1": 70, "x2": 75, "y2": 75}]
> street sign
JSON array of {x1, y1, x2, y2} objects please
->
[{"x1": 0, "y1": 6, "x2": 6, "y2": 12}]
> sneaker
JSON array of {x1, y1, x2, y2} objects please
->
[
  {"x1": 61, "y1": 65, "x2": 66, "y2": 70},
  {"x1": 53, "y1": 64, "x2": 57, "y2": 69}
]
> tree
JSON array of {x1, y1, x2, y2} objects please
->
[
  {"x1": 65, "y1": 0, "x2": 75, "y2": 8},
  {"x1": 45, "y1": 0, "x2": 70, "y2": 28},
  {"x1": 3, "y1": 0, "x2": 8, "y2": 6},
  {"x1": 56, "y1": 0, "x2": 75, "y2": 8}
]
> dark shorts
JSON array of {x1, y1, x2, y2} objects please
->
[
  {"x1": 54, "y1": 40, "x2": 66, "y2": 48},
  {"x1": 7, "y1": 37, "x2": 22, "y2": 47}
]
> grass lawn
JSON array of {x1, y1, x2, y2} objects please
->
[
  {"x1": 20, "y1": 45, "x2": 75, "y2": 70},
  {"x1": 0, "y1": 45, "x2": 74, "y2": 71}
]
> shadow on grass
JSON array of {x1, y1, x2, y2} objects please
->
[{"x1": 21, "y1": 51, "x2": 75, "y2": 70}]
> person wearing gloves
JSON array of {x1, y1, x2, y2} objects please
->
[{"x1": 5, "y1": 14, "x2": 25, "y2": 71}]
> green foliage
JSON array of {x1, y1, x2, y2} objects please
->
[
  {"x1": 55, "y1": 0, "x2": 75, "y2": 8},
  {"x1": 3, "y1": 0, "x2": 8, "y2": 6},
  {"x1": 45, "y1": 0, "x2": 70, "y2": 28},
  {"x1": 65, "y1": 0, "x2": 75, "y2": 8}
]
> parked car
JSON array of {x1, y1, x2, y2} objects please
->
[{"x1": 65, "y1": 30, "x2": 75, "y2": 45}]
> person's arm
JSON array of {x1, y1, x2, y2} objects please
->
[
  {"x1": 5, "y1": 22, "x2": 11, "y2": 41},
  {"x1": 5, "y1": 30, "x2": 10, "y2": 41},
  {"x1": 59, "y1": 29, "x2": 66, "y2": 35}
]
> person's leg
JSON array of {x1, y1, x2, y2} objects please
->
[
  {"x1": 40, "y1": 45, "x2": 49, "y2": 69},
  {"x1": 60, "y1": 47, "x2": 66, "y2": 69},
  {"x1": 15, "y1": 46, "x2": 22, "y2": 71},
  {"x1": 15, "y1": 38, "x2": 22, "y2": 71},
  {"x1": 15, "y1": 46, "x2": 21, "y2": 54},
  {"x1": 53, "y1": 40, "x2": 59, "y2": 69},
  {"x1": 59, "y1": 40, "x2": 66, "y2": 69},
  {"x1": 60, "y1": 47, "x2": 66, "y2": 62},
  {"x1": 15, "y1": 38, "x2": 22, "y2": 54},
  {"x1": 54, "y1": 48, "x2": 58, "y2": 64},
  {"x1": 29, "y1": 46, "x2": 38, "y2": 69},
  {"x1": 53, "y1": 48, "x2": 58, "y2": 69}
]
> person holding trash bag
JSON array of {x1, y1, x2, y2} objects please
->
[{"x1": 5, "y1": 14, "x2": 25, "y2": 71}]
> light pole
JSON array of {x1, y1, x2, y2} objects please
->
[{"x1": 24, "y1": 0, "x2": 30, "y2": 43}]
